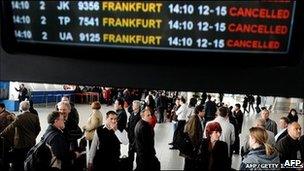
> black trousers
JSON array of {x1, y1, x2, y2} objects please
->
[
  {"x1": 184, "y1": 158, "x2": 203, "y2": 171},
  {"x1": 128, "y1": 145, "x2": 136, "y2": 170},
  {"x1": 12, "y1": 147, "x2": 31, "y2": 171},
  {"x1": 157, "y1": 108, "x2": 165, "y2": 123},
  {"x1": 0, "y1": 137, "x2": 10, "y2": 171}
]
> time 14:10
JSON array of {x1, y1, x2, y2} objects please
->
[
  {"x1": 169, "y1": 4, "x2": 227, "y2": 16},
  {"x1": 168, "y1": 37, "x2": 225, "y2": 48},
  {"x1": 168, "y1": 20, "x2": 226, "y2": 32}
]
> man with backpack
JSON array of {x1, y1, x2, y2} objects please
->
[
  {"x1": 44, "y1": 111, "x2": 80, "y2": 170},
  {"x1": 24, "y1": 111, "x2": 80, "y2": 171}
]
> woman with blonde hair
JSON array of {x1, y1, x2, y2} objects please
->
[
  {"x1": 240, "y1": 127, "x2": 279, "y2": 170},
  {"x1": 83, "y1": 101, "x2": 103, "y2": 145}
]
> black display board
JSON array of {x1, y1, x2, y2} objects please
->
[{"x1": 7, "y1": 1, "x2": 296, "y2": 54}]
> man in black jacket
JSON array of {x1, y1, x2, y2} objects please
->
[
  {"x1": 114, "y1": 98, "x2": 127, "y2": 132},
  {"x1": 57, "y1": 101, "x2": 82, "y2": 151},
  {"x1": 0, "y1": 103, "x2": 15, "y2": 132},
  {"x1": 204, "y1": 95, "x2": 216, "y2": 122},
  {"x1": 127, "y1": 100, "x2": 141, "y2": 169},
  {"x1": 156, "y1": 92, "x2": 168, "y2": 123},
  {"x1": 44, "y1": 111, "x2": 80, "y2": 170},
  {"x1": 15, "y1": 84, "x2": 29, "y2": 102},
  {"x1": 300, "y1": 135, "x2": 304, "y2": 164},
  {"x1": 57, "y1": 96, "x2": 80, "y2": 125},
  {"x1": 135, "y1": 109, "x2": 160, "y2": 171},
  {"x1": 276, "y1": 122, "x2": 302, "y2": 164}
]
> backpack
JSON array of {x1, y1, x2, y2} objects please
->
[
  {"x1": 175, "y1": 131, "x2": 194, "y2": 157},
  {"x1": 24, "y1": 131, "x2": 57, "y2": 171}
]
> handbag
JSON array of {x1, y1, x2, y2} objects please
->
[{"x1": 175, "y1": 131, "x2": 194, "y2": 158}]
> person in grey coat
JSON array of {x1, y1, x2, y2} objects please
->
[
  {"x1": 240, "y1": 127, "x2": 280, "y2": 170},
  {"x1": 260, "y1": 109, "x2": 277, "y2": 135}
]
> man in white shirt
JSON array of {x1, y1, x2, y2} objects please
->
[
  {"x1": 88, "y1": 111, "x2": 128, "y2": 171},
  {"x1": 171, "y1": 97, "x2": 188, "y2": 149}
]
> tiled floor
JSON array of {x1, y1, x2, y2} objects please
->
[{"x1": 29, "y1": 102, "x2": 303, "y2": 170}]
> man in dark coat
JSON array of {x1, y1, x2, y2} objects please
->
[
  {"x1": 135, "y1": 109, "x2": 160, "y2": 171},
  {"x1": 114, "y1": 98, "x2": 127, "y2": 132},
  {"x1": 58, "y1": 96, "x2": 80, "y2": 125},
  {"x1": 200, "y1": 92, "x2": 207, "y2": 106},
  {"x1": 248, "y1": 95, "x2": 255, "y2": 113},
  {"x1": 57, "y1": 101, "x2": 82, "y2": 151},
  {"x1": 232, "y1": 103, "x2": 243, "y2": 154},
  {"x1": 0, "y1": 103, "x2": 15, "y2": 132},
  {"x1": 204, "y1": 95, "x2": 217, "y2": 122},
  {"x1": 255, "y1": 95, "x2": 261, "y2": 113},
  {"x1": 156, "y1": 92, "x2": 168, "y2": 123},
  {"x1": 127, "y1": 100, "x2": 142, "y2": 169},
  {"x1": 0, "y1": 101, "x2": 40, "y2": 171},
  {"x1": 183, "y1": 105, "x2": 205, "y2": 171},
  {"x1": 15, "y1": 84, "x2": 29, "y2": 102},
  {"x1": 233, "y1": 103, "x2": 244, "y2": 134},
  {"x1": 0, "y1": 103, "x2": 15, "y2": 171},
  {"x1": 300, "y1": 135, "x2": 304, "y2": 163},
  {"x1": 44, "y1": 111, "x2": 80, "y2": 171},
  {"x1": 276, "y1": 122, "x2": 302, "y2": 164}
]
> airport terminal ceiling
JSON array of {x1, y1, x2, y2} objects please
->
[{"x1": 0, "y1": 1, "x2": 304, "y2": 97}]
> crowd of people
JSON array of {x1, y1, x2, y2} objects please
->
[{"x1": 0, "y1": 89, "x2": 303, "y2": 171}]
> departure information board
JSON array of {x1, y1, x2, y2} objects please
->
[{"x1": 9, "y1": 1, "x2": 296, "y2": 54}]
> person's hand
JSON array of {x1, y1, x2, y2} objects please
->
[
  {"x1": 110, "y1": 123, "x2": 117, "y2": 131},
  {"x1": 113, "y1": 124, "x2": 118, "y2": 131},
  {"x1": 74, "y1": 151, "x2": 81, "y2": 158}
]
